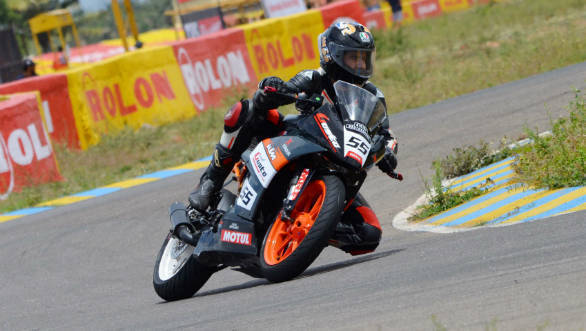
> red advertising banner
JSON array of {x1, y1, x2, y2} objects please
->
[
  {"x1": 172, "y1": 29, "x2": 258, "y2": 112},
  {"x1": 0, "y1": 93, "x2": 62, "y2": 198},
  {"x1": 0, "y1": 75, "x2": 79, "y2": 149},
  {"x1": 411, "y1": 0, "x2": 443, "y2": 19},
  {"x1": 363, "y1": 10, "x2": 388, "y2": 30},
  {"x1": 319, "y1": 0, "x2": 366, "y2": 28}
]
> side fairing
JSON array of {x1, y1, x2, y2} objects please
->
[{"x1": 233, "y1": 136, "x2": 326, "y2": 220}]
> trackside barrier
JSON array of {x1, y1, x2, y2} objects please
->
[{"x1": 0, "y1": 92, "x2": 62, "y2": 199}]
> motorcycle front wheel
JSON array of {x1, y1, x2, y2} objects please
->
[
  {"x1": 153, "y1": 233, "x2": 214, "y2": 301},
  {"x1": 260, "y1": 175, "x2": 345, "y2": 282}
]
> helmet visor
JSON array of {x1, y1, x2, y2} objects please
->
[{"x1": 330, "y1": 45, "x2": 375, "y2": 79}]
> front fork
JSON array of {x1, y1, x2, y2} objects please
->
[{"x1": 280, "y1": 168, "x2": 314, "y2": 221}]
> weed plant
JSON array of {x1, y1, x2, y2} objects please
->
[
  {"x1": 409, "y1": 162, "x2": 487, "y2": 221},
  {"x1": 513, "y1": 90, "x2": 586, "y2": 189}
]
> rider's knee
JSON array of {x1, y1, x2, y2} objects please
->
[{"x1": 223, "y1": 99, "x2": 253, "y2": 133}]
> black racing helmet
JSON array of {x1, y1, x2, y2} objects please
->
[{"x1": 318, "y1": 22, "x2": 375, "y2": 85}]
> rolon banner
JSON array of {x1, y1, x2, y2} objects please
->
[
  {"x1": 0, "y1": 74, "x2": 78, "y2": 149},
  {"x1": 0, "y1": 93, "x2": 62, "y2": 199},
  {"x1": 66, "y1": 46, "x2": 195, "y2": 149},
  {"x1": 172, "y1": 29, "x2": 258, "y2": 113}
]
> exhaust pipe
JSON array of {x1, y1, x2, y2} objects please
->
[{"x1": 169, "y1": 202, "x2": 199, "y2": 246}]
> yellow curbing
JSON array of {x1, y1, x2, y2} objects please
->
[
  {"x1": 501, "y1": 187, "x2": 586, "y2": 224},
  {"x1": 104, "y1": 178, "x2": 158, "y2": 188},
  {"x1": 37, "y1": 195, "x2": 93, "y2": 206},
  {"x1": 448, "y1": 159, "x2": 514, "y2": 188},
  {"x1": 426, "y1": 184, "x2": 526, "y2": 226},
  {"x1": 451, "y1": 167, "x2": 514, "y2": 192},
  {"x1": 169, "y1": 161, "x2": 209, "y2": 171},
  {"x1": 455, "y1": 189, "x2": 558, "y2": 228},
  {"x1": 0, "y1": 215, "x2": 21, "y2": 223}
]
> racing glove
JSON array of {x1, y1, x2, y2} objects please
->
[
  {"x1": 377, "y1": 136, "x2": 403, "y2": 180},
  {"x1": 253, "y1": 76, "x2": 299, "y2": 111}
]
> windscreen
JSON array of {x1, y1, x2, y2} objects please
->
[{"x1": 333, "y1": 80, "x2": 386, "y2": 133}]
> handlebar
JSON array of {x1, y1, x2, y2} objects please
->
[{"x1": 263, "y1": 86, "x2": 324, "y2": 110}]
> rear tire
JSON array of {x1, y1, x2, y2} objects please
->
[
  {"x1": 260, "y1": 175, "x2": 345, "y2": 282},
  {"x1": 153, "y1": 233, "x2": 214, "y2": 301}
]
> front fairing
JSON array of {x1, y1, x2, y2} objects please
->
[{"x1": 295, "y1": 81, "x2": 387, "y2": 169}]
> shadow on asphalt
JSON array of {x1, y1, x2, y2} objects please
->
[{"x1": 186, "y1": 248, "x2": 405, "y2": 299}]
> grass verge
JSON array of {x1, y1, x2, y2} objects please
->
[{"x1": 1, "y1": 0, "x2": 585, "y2": 213}]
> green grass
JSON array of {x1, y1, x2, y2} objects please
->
[{"x1": 1, "y1": 0, "x2": 585, "y2": 213}]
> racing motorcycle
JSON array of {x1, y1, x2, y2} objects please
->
[{"x1": 153, "y1": 81, "x2": 399, "y2": 301}]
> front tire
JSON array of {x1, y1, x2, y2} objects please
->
[
  {"x1": 260, "y1": 175, "x2": 345, "y2": 282},
  {"x1": 153, "y1": 233, "x2": 214, "y2": 301}
]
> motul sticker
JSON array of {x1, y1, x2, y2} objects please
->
[{"x1": 221, "y1": 229, "x2": 252, "y2": 246}]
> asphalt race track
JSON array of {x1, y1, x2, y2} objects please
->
[{"x1": 1, "y1": 62, "x2": 585, "y2": 330}]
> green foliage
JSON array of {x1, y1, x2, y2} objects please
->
[
  {"x1": 0, "y1": 0, "x2": 22, "y2": 26},
  {"x1": 438, "y1": 141, "x2": 514, "y2": 179},
  {"x1": 513, "y1": 90, "x2": 586, "y2": 189}
]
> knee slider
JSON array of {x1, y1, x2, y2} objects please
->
[{"x1": 224, "y1": 100, "x2": 251, "y2": 133}]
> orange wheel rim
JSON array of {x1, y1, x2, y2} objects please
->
[{"x1": 263, "y1": 180, "x2": 326, "y2": 265}]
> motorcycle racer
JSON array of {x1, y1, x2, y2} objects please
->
[{"x1": 189, "y1": 22, "x2": 400, "y2": 255}]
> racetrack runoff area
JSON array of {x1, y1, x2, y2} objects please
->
[{"x1": 394, "y1": 156, "x2": 586, "y2": 233}]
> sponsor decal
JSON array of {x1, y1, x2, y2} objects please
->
[
  {"x1": 236, "y1": 179, "x2": 257, "y2": 210},
  {"x1": 320, "y1": 35, "x2": 331, "y2": 63},
  {"x1": 266, "y1": 143, "x2": 277, "y2": 161},
  {"x1": 345, "y1": 122, "x2": 368, "y2": 137},
  {"x1": 264, "y1": 140, "x2": 288, "y2": 171},
  {"x1": 253, "y1": 152, "x2": 268, "y2": 177},
  {"x1": 228, "y1": 222, "x2": 240, "y2": 230},
  {"x1": 177, "y1": 47, "x2": 252, "y2": 110},
  {"x1": 249, "y1": 143, "x2": 276, "y2": 188},
  {"x1": 82, "y1": 71, "x2": 176, "y2": 122},
  {"x1": 336, "y1": 22, "x2": 357, "y2": 36},
  {"x1": 288, "y1": 168, "x2": 310, "y2": 201},
  {"x1": 314, "y1": 113, "x2": 341, "y2": 151},
  {"x1": 221, "y1": 229, "x2": 252, "y2": 246},
  {"x1": 359, "y1": 32, "x2": 370, "y2": 42}
]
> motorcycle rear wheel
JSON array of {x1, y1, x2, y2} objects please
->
[
  {"x1": 260, "y1": 175, "x2": 345, "y2": 282},
  {"x1": 153, "y1": 233, "x2": 214, "y2": 301}
]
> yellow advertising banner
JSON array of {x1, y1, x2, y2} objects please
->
[
  {"x1": 439, "y1": 0, "x2": 470, "y2": 13},
  {"x1": 66, "y1": 46, "x2": 194, "y2": 149},
  {"x1": 242, "y1": 10, "x2": 325, "y2": 81}
]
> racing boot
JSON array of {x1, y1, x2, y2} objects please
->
[
  {"x1": 188, "y1": 145, "x2": 237, "y2": 212},
  {"x1": 329, "y1": 222, "x2": 381, "y2": 255}
]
